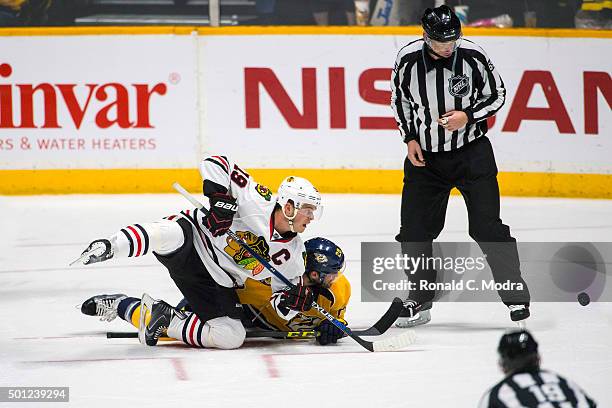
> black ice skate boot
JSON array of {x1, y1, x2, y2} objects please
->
[
  {"x1": 508, "y1": 304, "x2": 530, "y2": 322},
  {"x1": 144, "y1": 299, "x2": 186, "y2": 346},
  {"x1": 81, "y1": 294, "x2": 127, "y2": 322},
  {"x1": 395, "y1": 299, "x2": 433, "y2": 328}
]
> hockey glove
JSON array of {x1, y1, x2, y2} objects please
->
[
  {"x1": 80, "y1": 239, "x2": 114, "y2": 265},
  {"x1": 278, "y1": 284, "x2": 314, "y2": 312},
  {"x1": 205, "y1": 193, "x2": 237, "y2": 237},
  {"x1": 316, "y1": 319, "x2": 347, "y2": 345}
]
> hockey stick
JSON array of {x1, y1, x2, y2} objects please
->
[
  {"x1": 112, "y1": 295, "x2": 401, "y2": 344},
  {"x1": 108, "y1": 297, "x2": 401, "y2": 341},
  {"x1": 107, "y1": 330, "x2": 318, "y2": 340},
  {"x1": 177, "y1": 295, "x2": 401, "y2": 336},
  {"x1": 172, "y1": 182, "x2": 415, "y2": 352},
  {"x1": 108, "y1": 332, "x2": 176, "y2": 341},
  {"x1": 355, "y1": 297, "x2": 403, "y2": 336},
  {"x1": 108, "y1": 296, "x2": 401, "y2": 341}
]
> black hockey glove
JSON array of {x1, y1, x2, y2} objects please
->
[
  {"x1": 79, "y1": 239, "x2": 114, "y2": 265},
  {"x1": 205, "y1": 193, "x2": 237, "y2": 237},
  {"x1": 316, "y1": 319, "x2": 347, "y2": 345},
  {"x1": 278, "y1": 284, "x2": 314, "y2": 312}
]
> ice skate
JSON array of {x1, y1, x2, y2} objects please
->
[
  {"x1": 80, "y1": 294, "x2": 127, "y2": 322},
  {"x1": 508, "y1": 304, "x2": 530, "y2": 322},
  {"x1": 395, "y1": 300, "x2": 432, "y2": 328},
  {"x1": 141, "y1": 296, "x2": 183, "y2": 346}
]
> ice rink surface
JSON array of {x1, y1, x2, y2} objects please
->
[{"x1": 1, "y1": 193, "x2": 611, "y2": 407}]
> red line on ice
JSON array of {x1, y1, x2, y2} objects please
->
[
  {"x1": 171, "y1": 358, "x2": 189, "y2": 381},
  {"x1": 262, "y1": 354, "x2": 279, "y2": 378}
]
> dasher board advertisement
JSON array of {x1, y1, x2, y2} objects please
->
[
  {"x1": 201, "y1": 35, "x2": 611, "y2": 174},
  {"x1": 0, "y1": 35, "x2": 198, "y2": 170}
]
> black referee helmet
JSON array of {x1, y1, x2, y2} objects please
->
[
  {"x1": 498, "y1": 330, "x2": 540, "y2": 373},
  {"x1": 421, "y1": 5, "x2": 462, "y2": 42}
]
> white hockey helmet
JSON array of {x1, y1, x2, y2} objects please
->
[{"x1": 277, "y1": 176, "x2": 323, "y2": 220}]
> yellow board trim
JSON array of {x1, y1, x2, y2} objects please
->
[
  {"x1": 1, "y1": 169, "x2": 611, "y2": 198},
  {"x1": 0, "y1": 26, "x2": 610, "y2": 38},
  {"x1": 582, "y1": 1, "x2": 612, "y2": 11},
  {"x1": 0, "y1": 26, "x2": 197, "y2": 36}
]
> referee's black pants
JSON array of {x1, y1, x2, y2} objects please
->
[{"x1": 395, "y1": 136, "x2": 530, "y2": 306}]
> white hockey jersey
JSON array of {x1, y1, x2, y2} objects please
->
[
  {"x1": 173, "y1": 154, "x2": 307, "y2": 293},
  {"x1": 108, "y1": 155, "x2": 309, "y2": 320}
]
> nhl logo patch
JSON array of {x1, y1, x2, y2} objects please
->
[{"x1": 448, "y1": 74, "x2": 470, "y2": 98}]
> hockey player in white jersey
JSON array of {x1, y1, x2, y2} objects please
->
[{"x1": 74, "y1": 154, "x2": 322, "y2": 350}]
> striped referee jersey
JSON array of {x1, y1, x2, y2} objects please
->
[
  {"x1": 479, "y1": 369, "x2": 597, "y2": 408},
  {"x1": 391, "y1": 38, "x2": 505, "y2": 152}
]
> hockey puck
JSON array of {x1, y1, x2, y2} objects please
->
[{"x1": 577, "y1": 292, "x2": 590, "y2": 306}]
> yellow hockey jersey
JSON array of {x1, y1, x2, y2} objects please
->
[{"x1": 237, "y1": 274, "x2": 351, "y2": 331}]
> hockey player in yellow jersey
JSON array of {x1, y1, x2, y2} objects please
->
[
  {"x1": 238, "y1": 237, "x2": 350, "y2": 345},
  {"x1": 80, "y1": 237, "x2": 351, "y2": 346}
]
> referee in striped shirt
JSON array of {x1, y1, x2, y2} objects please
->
[
  {"x1": 479, "y1": 330, "x2": 597, "y2": 407},
  {"x1": 391, "y1": 5, "x2": 530, "y2": 327}
]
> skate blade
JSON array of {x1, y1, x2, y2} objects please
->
[
  {"x1": 139, "y1": 293, "x2": 154, "y2": 346},
  {"x1": 69, "y1": 251, "x2": 91, "y2": 266},
  {"x1": 395, "y1": 311, "x2": 431, "y2": 328}
]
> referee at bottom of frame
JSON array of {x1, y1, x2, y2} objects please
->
[
  {"x1": 390, "y1": 5, "x2": 530, "y2": 328},
  {"x1": 479, "y1": 330, "x2": 597, "y2": 408}
]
